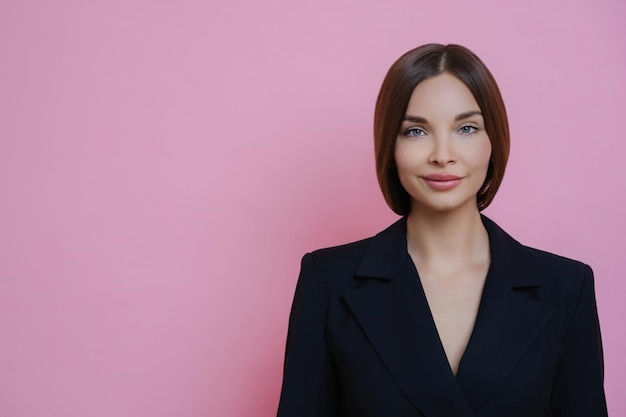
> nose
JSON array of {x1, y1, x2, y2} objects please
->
[{"x1": 428, "y1": 135, "x2": 456, "y2": 166}]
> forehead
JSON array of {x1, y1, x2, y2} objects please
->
[{"x1": 405, "y1": 73, "x2": 480, "y2": 117}]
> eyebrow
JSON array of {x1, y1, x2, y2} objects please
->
[{"x1": 403, "y1": 110, "x2": 483, "y2": 123}]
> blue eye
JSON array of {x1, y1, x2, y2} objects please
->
[
  {"x1": 459, "y1": 125, "x2": 478, "y2": 135},
  {"x1": 404, "y1": 127, "x2": 426, "y2": 137}
]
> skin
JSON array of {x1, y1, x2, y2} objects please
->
[{"x1": 394, "y1": 72, "x2": 493, "y2": 376}]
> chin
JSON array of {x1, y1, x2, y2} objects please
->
[{"x1": 410, "y1": 196, "x2": 479, "y2": 215}]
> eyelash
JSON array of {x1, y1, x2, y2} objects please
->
[
  {"x1": 402, "y1": 125, "x2": 479, "y2": 137},
  {"x1": 458, "y1": 125, "x2": 478, "y2": 135},
  {"x1": 404, "y1": 127, "x2": 426, "y2": 137}
]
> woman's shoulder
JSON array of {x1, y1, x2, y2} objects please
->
[
  {"x1": 295, "y1": 237, "x2": 376, "y2": 296},
  {"x1": 484, "y1": 215, "x2": 594, "y2": 298},
  {"x1": 305, "y1": 236, "x2": 374, "y2": 273},
  {"x1": 304, "y1": 217, "x2": 407, "y2": 276},
  {"x1": 522, "y1": 244, "x2": 590, "y2": 275},
  {"x1": 520, "y1": 244, "x2": 594, "y2": 303}
]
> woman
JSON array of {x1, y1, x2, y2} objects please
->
[{"x1": 276, "y1": 44, "x2": 607, "y2": 417}]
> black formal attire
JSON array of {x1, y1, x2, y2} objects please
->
[{"x1": 276, "y1": 216, "x2": 607, "y2": 417}]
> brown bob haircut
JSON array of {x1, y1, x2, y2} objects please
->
[{"x1": 374, "y1": 44, "x2": 510, "y2": 215}]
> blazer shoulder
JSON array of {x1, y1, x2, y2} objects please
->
[
  {"x1": 306, "y1": 236, "x2": 373, "y2": 275},
  {"x1": 522, "y1": 245, "x2": 590, "y2": 275},
  {"x1": 520, "y1": 244, "x2": 594, "y2": 299},
  {"x1": 484, "y1": 215, "x2": 593, "y2": 299},
  {"x1": 304, "y1": 217, "x2": 407, "y2": 279}
]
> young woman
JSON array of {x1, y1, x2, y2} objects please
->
[{"x1": 276, "y1": 44, "x2": 607, "y2": 417}]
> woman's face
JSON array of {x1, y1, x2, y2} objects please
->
[{"x1": 394, "y1": 72, "x2": 492, "y2": 215}]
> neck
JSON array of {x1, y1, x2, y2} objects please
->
[{"x1": 405, "y1": 204, "x2": 490, "y2": 271}]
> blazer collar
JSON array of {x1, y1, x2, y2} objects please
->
[
  {"x1": 355, "y1": 214, "x2": 542, "y2": 287},
  {"x1": 343, "y1": 215, "x2": 555, "y2": 416},
  {"x1": 354, "y1": 216, "x2": 408, "y2": 280}
]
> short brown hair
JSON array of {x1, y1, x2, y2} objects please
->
[{"x1": 374, "y1": 44, "x2": 510, "y2": 215}]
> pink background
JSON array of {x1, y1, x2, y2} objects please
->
[{"x1": 1, "y1": 0, "x2": 624, "y2": 416}]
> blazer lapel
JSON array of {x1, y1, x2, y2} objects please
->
[
  {"x1": 455, "y1": 216, "x2": 556, "y2": 413},
  {"x1": 342, "y1": 218, "x2": 474, "y2": 417}
]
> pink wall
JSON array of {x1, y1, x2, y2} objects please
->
[{"x1": 1, "y1": 0, "x2": 624, "y2": 416}]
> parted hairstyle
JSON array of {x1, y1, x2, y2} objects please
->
[{"x1": 374, "y1": 44, "x2": 510, "y2": 215}]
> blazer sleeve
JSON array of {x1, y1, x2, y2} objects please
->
[
  {"x1": 276, "y1": 253, "x2": 340, "y2": 417},
  {"x1": 551, "y1": 265, "x2": 608, "y2": 416}
]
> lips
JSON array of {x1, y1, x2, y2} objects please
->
[{"x1": 421, "y1": 173, "x2": 463, "y2": 191}]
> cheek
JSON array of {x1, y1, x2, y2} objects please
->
[
  {"x1": 472, "y1": 138, "x2": 492, "y2": 169},
  {"x1": 394, "y1": 144, "x2": 407, "y2": 172},
  {"x1": 394, "y1": 141, "x2": 421, "y2": 174},
  {"x1": 393, "y1": 144, "x2": 406, "y2": 176}
]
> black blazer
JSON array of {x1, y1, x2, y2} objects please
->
[{"x1": 277, "y1": 216, "x2": 607, "y2": 417}]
